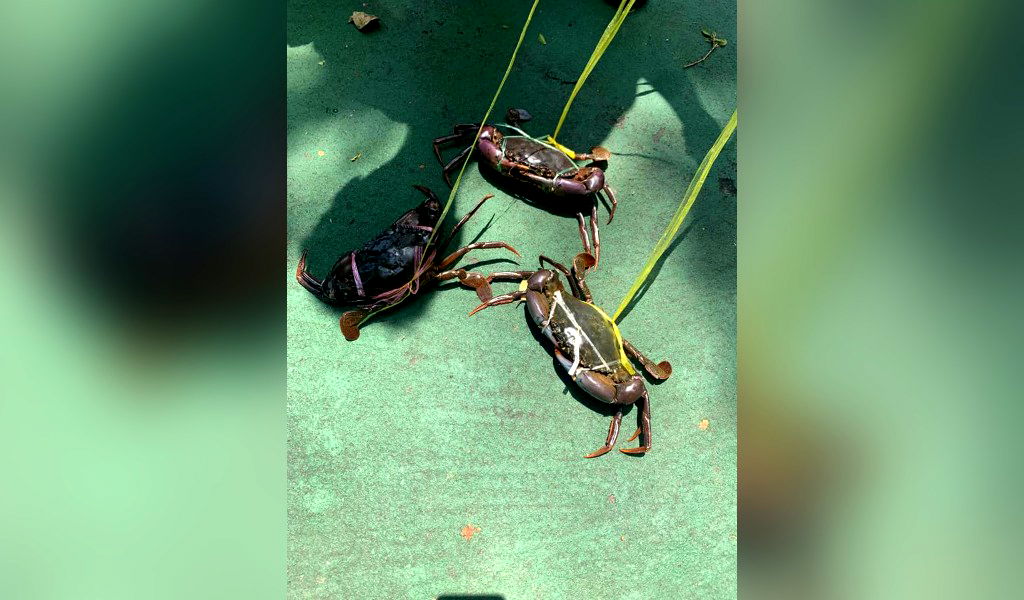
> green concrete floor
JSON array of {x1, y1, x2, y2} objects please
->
[{"x1": 287, "y1": 1, "x2": 735, "y2": 598}]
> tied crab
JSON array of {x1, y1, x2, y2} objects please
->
[
  {"x1": 469, "y1": 252, "x2": 672, "y2": 457},
  {"x1": 433, "y1": 108, "x2": 616, "y2": 266},
  {"x1": 296, "y1": 185, "x2": 532, "y2": 341}
]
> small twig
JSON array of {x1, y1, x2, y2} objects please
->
[
  {"x1": 684, "y1": 28, "x2": 728, "y2": 69},
  {"x1": 684, "y1": 46, "x2": 717, "y2": 68}
]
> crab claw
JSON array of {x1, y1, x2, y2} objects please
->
[{"x1": 468, "y1": 291, "x2": 526, "y2": 316}]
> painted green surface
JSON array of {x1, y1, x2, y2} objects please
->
[{"x1": 287, "y1": 2, "x2": 736, "y2": 598}]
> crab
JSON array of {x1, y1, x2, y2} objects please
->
[
  {"x1": 469, "y1": 252, "x2": 672, "y2": 456},
  {"x1": 296, "y1": 185, "x2": 531, "y2": 341},
  {"x1": 433, "y1": 108, "x2": 616, "y2": 266}
]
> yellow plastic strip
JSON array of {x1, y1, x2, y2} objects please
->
[
  {"x1": 544, "y1": 136, "x2": 577, "y2": 159},
  {"x1": 611, "y1": 109, "x2": 738, "y2": 322},
  {"x1": 551, "y1": 0, "x2": 637, "y2": 141}
]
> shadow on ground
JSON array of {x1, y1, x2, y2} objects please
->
[{"x1": 288, "y1": 0, "x2": 735, "y2": 346}]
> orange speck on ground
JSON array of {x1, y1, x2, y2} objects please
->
[
  {"x1": 699, "y1": 419, "x2": 710, "y2": 430},
  {"x1": 316, "y1": 150, "x2": 326, "y2": 156},
  {"x1": 460, "y1": 524, "x2": 481, "y2": 541}
]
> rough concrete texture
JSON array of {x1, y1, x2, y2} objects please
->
[{"x1": 288, "y1": 1, "x2": 735, "y2": 598}]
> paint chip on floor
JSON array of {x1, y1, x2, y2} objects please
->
[
  {"x1": 699, "y1": 419, "x2": 710, "y2": 430},
  {"x1": 460, "y1": 524, "x2": 481, "y2": 541}
]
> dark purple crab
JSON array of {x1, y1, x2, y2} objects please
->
[
  {"x1": 468, "y1": 252, "x2": 672, "y2": 457},
  {"x1": 296, "y1": 185, "x2": 531, "y2": 341},
  {"x1": 433, "y1": 108, "x2": 617, "y2": 266}
]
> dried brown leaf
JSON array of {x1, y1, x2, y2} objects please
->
[{"x1": 348, "y1": 11, "x2": 380, "y2": 31}]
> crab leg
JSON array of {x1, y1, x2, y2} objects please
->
[
  {"x1": 468, "y1": 291, "x2": 526, "y2": 316},
  {"x1": 601, "y1": 184, "x2": 618, "y2": 224},
  {"x1": 622, "y1": 339, "x2": 673, "y2": 380},
  {"x1": 436, "y1": 241, "x2": 520, "y2": 271},
  {"x1": 437, "y1": 194, "x2": 494, "y2": 252},
  {"x1": 295, "y1": 251, "x2": 325, "y2": 299},
  {"x1": 435, "y1": 269, "x2": 534, "y2": 302},
  {"x1": 575, "y1": 212, "x2": 593, "y2": 258},
  {"x1": 432, "y1": 124, "x2": 480, "y2": 163},
  {"x1": 440, "y1": 145, "x2": 474, "y2": 187},
  {"x1": 584, "y1": 409, "x2": 623, "y2": 459},
  {"x1": 620, "y1": 392, "x2": 652, "y2": 454},
  {"x1": 589, "y1": 202, "x2": 601, "y2": 267}
]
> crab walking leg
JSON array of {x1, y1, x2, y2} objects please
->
[
  {"x1": 436, "y1": 193, "x2": 495, "y2": 251},
  {"x1": 601, "y1": 185, "x2": 618, "y2": 224},
  {"x1": 295, "y1": 251, "x2": 326, "y2": 299},
  {"x1": 434, "y1": 269, "x2": 534, "y2": 302},
  {"x1": 440, "y1": 145, "x2": 475, "y2": 187},
  {"x1": 589, "y1": 201, "x2": 601, "y2": 267},
  {"x1": 436, "y1": 241, "x2": 521, "y2": 271},
  {"x1": 432, "y1": 124, "x2": 481, "y2": 164},
  {"x1": 575, "y1": 212, "x2": 593, "y2": 258},
  {"x1": 584, "y1": 410, "x2": 623, "y2": 458},
  {"x1": 620, "y1": 393, "x2": 652, "y2": 454},
  {"x1": 622, "y1": 338, "x2": 673, "y2": 380},
  {"x1": 467, "y1": 291, "x2": 527, "y2": 316},
  {"x1": 432, "y1": 133, "x2": 465, "y2": 164}
]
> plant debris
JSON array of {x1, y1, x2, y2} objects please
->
[
  {"x1": 348, "y1": 11, "x2": 380, "y2": 32},
  {"x1": 538, "y1": 33, "x2": 547, "y2": 45},
  {"x1": 350, "y1": 152, "x2": 363, "y2": 162},
  {"x1": 684, "y1": 28, "x2": 728, "y2": 68}
]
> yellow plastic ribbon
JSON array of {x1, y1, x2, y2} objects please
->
[
  {"x1": 551, "y1": 0, "x2": 638, "y2": 142},
  {"x1": 612, "y1": 109, "x2": 738, "y2": 322}
]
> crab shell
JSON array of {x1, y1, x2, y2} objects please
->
[
  {"x1": 523, "y1": 269, "x2": 646, "y2": 405},
  {"x1": 476, "y1": 125, "x2": 606, "y2": 197},
  {"x1": 318, "y1": 188, "x2": 440, "y2": 305}
]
